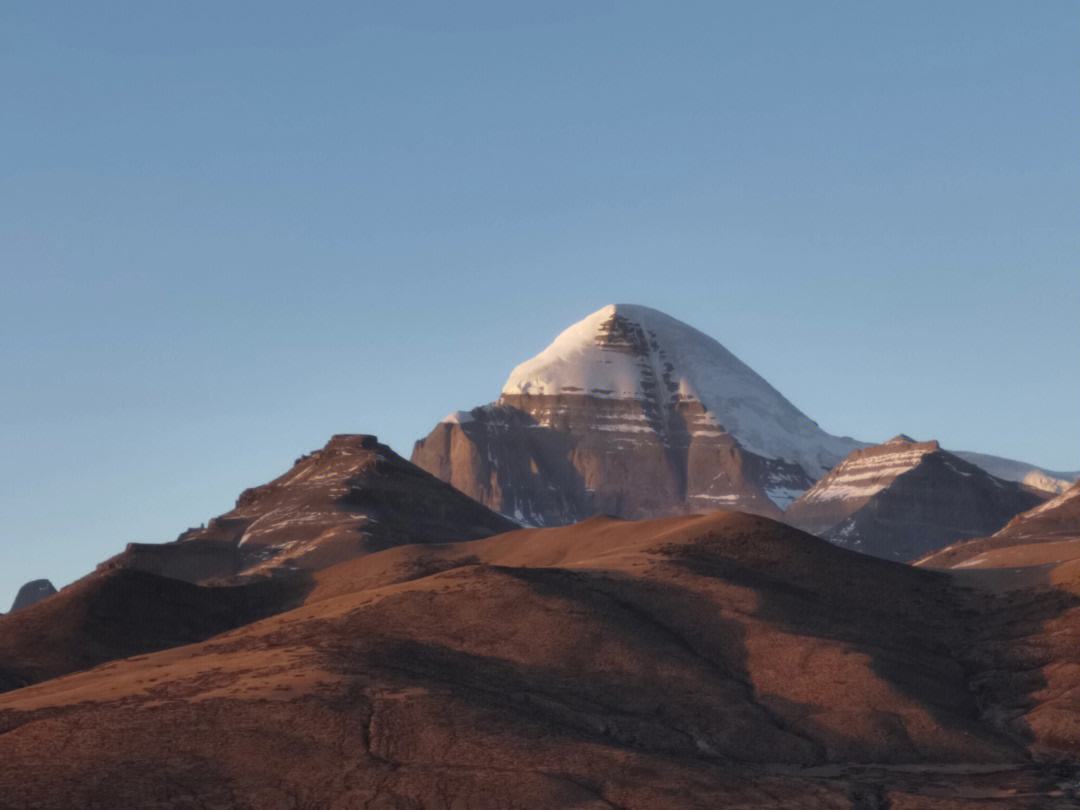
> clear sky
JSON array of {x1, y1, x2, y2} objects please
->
[{"x1": 2, "y1": 1, "x2": 1078, "y2": 605}]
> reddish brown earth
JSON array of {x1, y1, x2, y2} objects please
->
[
  {"x1": 0, "y1": 569, "x2": 303, "y2": 693},
  {"x1": 916, "y1": 482, "x2": 1080, "y2": 775},
  {"x1": 2, "y1": 512, "x2": 1078, "y2": 808}
]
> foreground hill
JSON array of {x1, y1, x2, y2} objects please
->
[
  {"x1": 0, "y1": 569, "x2": 301, "y2": 692},
  {"x1": 2, "y1": 511, "x2": 1076, "y2": 808},
  {"x1": 916, "y1": 484, "x2": 1080, "y2": 779},
  {"x1": 786, "y1": 435, "x2": 1045, "y2": 560},
  {"x1": 413, "y1": 304, "x2": 861, "y2": 524}
]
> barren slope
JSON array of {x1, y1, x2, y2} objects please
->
[
  {"x1": 2, "y1": 512, "x2": 1075, "y2": 808},
  {"x1": 0, "y1": 569, "x2": 303, "y2": 692}
]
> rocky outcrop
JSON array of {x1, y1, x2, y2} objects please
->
[
  {"x1": 413, "y1": 304, "x2": 859, "y2": 525},
  {"x1": 9, "y1": 579, "x2": 56, "y2": 613},
  {"x1": 103, "y1": 434, "x2": 517, "y2": 584},
  {"x1": 785, "y1": 435, "x2": 1047, "y2": 561}
]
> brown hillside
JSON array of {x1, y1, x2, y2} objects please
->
[{"x1": 2, "y1": 512, "x2": 1075, "y2": 807}]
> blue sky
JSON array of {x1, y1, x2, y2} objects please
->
[{"x1": 2, "y1": 1, "x2": 1078, "y2": 603}]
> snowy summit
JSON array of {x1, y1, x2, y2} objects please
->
[{"x1": 502, "y1": 304, "x2": 859, "y2": 477}]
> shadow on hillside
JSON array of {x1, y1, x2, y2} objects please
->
[
  {"x1": 311, "y1": 560, "x2": 983, "y2": 768},
  {"x1": 664, "y1": 535, "x2": 1080, "y2": 764},
  {"x1": 319, "y1": 535, "x2": 1080, "y2": 774},
  {"x1": 0, "y1": 567, "x2": 315, "y2": 693}
]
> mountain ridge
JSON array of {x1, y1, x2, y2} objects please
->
[{"x1": 785, "y1": 435, "x2": 1046, "y2": 560}]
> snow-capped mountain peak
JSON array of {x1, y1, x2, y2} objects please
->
[{"x1": 501, "y1": 304, "x2": 859, "y2": 476}]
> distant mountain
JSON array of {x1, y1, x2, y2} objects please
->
[
  {"x1": 103, "y1": 434, "x2": 517, "y2": 584},
  {"x1": 994, "y1": 479, "x2": 1080, "y2": 542},
  {"x1": 785, "y1": 435, "x2": 1046, "y2": 561},
  {"x1": 9, "y1": 579, "x2": 55, "y2": 612},
  {"x1": 0, "y1": 569, "x2": 298, "y2": 692},
  {"x1": 952, "y1": 451, "x2": 1079, "y2": 495},
  {"x1": 413, "y1": 304, "x2": 861, "y2": 524}
]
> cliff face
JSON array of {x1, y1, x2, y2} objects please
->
[
  {"x1": 413, "y1": 304, "x2": 857, "y2": 525},
  {"x1": 413, "y1": 398, "x2": 809, "y2": 524}
]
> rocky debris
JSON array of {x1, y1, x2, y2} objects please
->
[{"x1": 785, "y1": 435, "x2": 1046, "y2": 561}]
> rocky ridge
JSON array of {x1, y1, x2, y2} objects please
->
[
  {"x1": 785, "y1": 435, "x2": 1046, "y2": 560},
  {"x1": 103, "y1": 434, "x2": 517, "y2": 584}
]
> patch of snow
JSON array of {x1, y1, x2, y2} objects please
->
[
  {"x1": 799, "y1": 446, "x2": 935, "y2": 503},
  {"x1": 943, "y1": 460, "x2": 973, "y2": 477},
  {"x1": 954, "y1": 450, "x2": 1079, "y2": 495},
  {"x1": 765, "y1": 486, "x2": 805, "y2": 509},
  {"x1": 952, "y1": 554, "x2": 990, "y2": 569},
  {"x1": 441, "y1": 410, "x2": 475, "y2": 425},
  {"x1": 833, "y1": 520, "x2": 857, "y2": 539}
]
